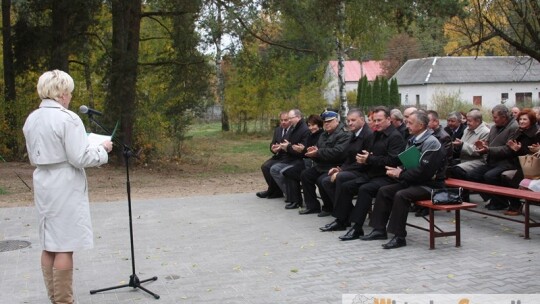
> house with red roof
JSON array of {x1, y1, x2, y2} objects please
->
[{"x1": 323, "y1": 60, "x2": 385, "y2": 104}]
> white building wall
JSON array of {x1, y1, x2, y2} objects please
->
[{"x1": 399, "y1": 82, "x2": 540, "y2": 109}]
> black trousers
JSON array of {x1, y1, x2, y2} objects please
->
[
  {"x1": 369, "y1": 182, "x2": 431, "y2": 237},
  {"x1": 301, "y1": 167, "x2": 332, "y2": 212},
  {"x1": 332, "y1": 176, "x2": 394, "y2": 226},
  {"x1": 261, "y1": 158, "x2": 283, "y2": 196},
  {"x1": 320, "y1": 171, "x2": 360, "y2": 207}
]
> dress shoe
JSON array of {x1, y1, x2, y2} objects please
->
[
  {"x1": 299, "y1": 208, "x2": 320, "y2": 215},
  {"x1": 415, "y1": 207, "x2": 429, "y2": 217},
  {"x1": 285, "y1": 202, "x2": 300, "y2": 209},
  {"x1": 485, "y1": 202, "x2": 507, "y2": 210},
  {"x1": 317, "y1": 210, "x2": 332, "y2": 217},
  {"x1": 319, "y1": 220, "x2": 347, "y2": 232},
  {"x1": 382, "y1": 236, "x2": 407, "y2": 249},
  {"x1": 256, "y1": 191, "x2": 269, "y2": 198},
  {"x1": 360, "y1": 229, "x2": 387, "y2": 241},
  {"x1": 267, "y1": 193, "x2": 284, "y2": 199},
  {"x1": 339, "y1": 226, "x2": 364, "y2": 241}
]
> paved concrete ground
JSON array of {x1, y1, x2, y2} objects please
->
[{"x1": 1, "y1": 193, "x2": 539, "y2": 304}]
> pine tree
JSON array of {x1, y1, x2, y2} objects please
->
[
  {"x1": 381, "y1": 77, "x2": 389, "y2": 106},
  {"x1": 356, "y1": 75, "x2": 368, "y2": 109},
  {"x1": 390, "y1": 78, "x2": 400, "y2": 107},
  {"x1": 372, "y1": 76, "x2": 381, "y2": 106}
]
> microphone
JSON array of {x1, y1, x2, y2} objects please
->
[{"x1": 79, "y1": 105, "x2": 103, "y2": 116}]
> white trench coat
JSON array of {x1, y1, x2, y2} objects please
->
[{"x1": 23, "y1": 99, "x2": 108, "y2": 252}]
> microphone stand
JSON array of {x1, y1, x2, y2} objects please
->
[{"x1": 86, "y1": 114, "x2": 159, "y2": 299}]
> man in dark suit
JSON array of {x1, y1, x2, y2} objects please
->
[
  {"x1": 256, "y1": 111, "x2": 291, "y2": 199},
  {"x1": 320, "y1": 106, "x2": 405, "y2": 239},
  {"x1": 269, "y1": 109, "x2": 310, "y2": 205},
  {"x1": 444, "y1": 111, "x2": 467, "y2": 160},
  {"x1": 318, "y1": 108, "x2": 372, "y2": 215},
  {"x1": 361, "y1": 111, "x2": 446, "y2": 249}
]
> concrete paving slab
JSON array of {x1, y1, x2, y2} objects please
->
[{"x1": 1, "y1": 193, "x2": 539, "y2": 303}]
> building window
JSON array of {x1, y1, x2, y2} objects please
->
[
  {"x1": 473, "y1": 96, "x2": 482, "y2": 106},
  {"x1": 516, "y1": 92, "x2": 532, "y2": 107},
  {"x1": 415, "y1": 95, "x2": 420, "y2": 107},
  {"x1": 501, "y1": 93, "x2": 508, "y2": 103}
]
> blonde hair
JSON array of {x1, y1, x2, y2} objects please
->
[{"x1": 36, "y1": 70, "x2": 74, "y2": 101}]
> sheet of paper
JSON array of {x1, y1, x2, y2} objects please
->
[{"x1": 87, "y1": 133, "x2": 112, "y2": 147}]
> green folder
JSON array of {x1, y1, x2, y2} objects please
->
[{"x1": 398, "y1": 145, "x2": 421, "y2": 169}]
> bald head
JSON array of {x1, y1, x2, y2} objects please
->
[{"x1": 403, "y1": 107, "x2": 418, "y2": 125}]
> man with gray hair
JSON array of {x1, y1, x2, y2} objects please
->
[
  {"x1": 467, "y1": 104, "x2": 519, "y2": 210},
  {"x1": 390, "y1": 108, "x2": 408, "y2": 139},
  {"x1": 450, "y1": 109, "x2": 490, "y2": 177},
  {"x1": 444, "y1": 111, "x2": 466, "y2": 141}
]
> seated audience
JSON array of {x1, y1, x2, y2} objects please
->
[
  {"x1": 281, "y1": 115, "x2": 324, "y2": 209},
  {"x1": 320, "y1": 106, "x2": 405, "y2": 241},
  {"x1": 361, "y1": 111, "x2": 446, "y2": 249},
  {"x1": 319, "y1": 109, "x2": 373, "y2": 218}
]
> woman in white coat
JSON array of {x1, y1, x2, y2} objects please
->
[{"x1": 23, "y1": 70, "x2": 113, "y2": 304}]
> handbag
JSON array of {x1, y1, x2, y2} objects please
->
[
  {"x1": 431, "y1": 187, "x2": 463, "y2": 205},
  {"x1": 519, "y1": 151, "x2": 540, "y2": 180}
]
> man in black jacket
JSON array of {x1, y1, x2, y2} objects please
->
[
  {"x1": 320, "y1": 106, "x2": 406, "y2": 240},
  {"x1": 256, "y1": 111, "x2": 291, "y2": 199},
  {"x1": 299, "y1": 110, "x2": 351, "y2": 216},
  {"x1": 444, "y1": 111, "x2": 466, "y2": 161},
  {"x1": 362, "y1": 111, "x2": 447, "y2": 249},
  {"x1": 269, "y1": 109, "x2": 310, "y2": 204}
]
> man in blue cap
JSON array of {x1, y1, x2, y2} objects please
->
[{"x1": 299, "y1": 109, "x2": 351, "y2": 216}]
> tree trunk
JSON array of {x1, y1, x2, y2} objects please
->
[
  {"x1": 108, "y1": 0, "x2": 141, "y2": 152},
  {"x1": 2, "y1": 0, "x2": 18, "y2": 158},
  {"x1": 215, "y1": 1, "x2": 229, "y2": 132},
  {"x1": 337, "y1": 0, "x2": 348, "y2": 119},
  {"x1": 50, "y1": 0, "x2": 70, "y2": 71}
]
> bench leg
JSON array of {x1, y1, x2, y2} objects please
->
[
  {"x1": 429, "y1": 208, "x2": 435, "y2": 250},
  {"x1": 524, "y1": 201, "x2": 530, "y2": 239},
  {"x1": 455, "y1": 210, "x2": 461, "y2": 247}
]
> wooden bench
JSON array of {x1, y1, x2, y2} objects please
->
[
  {"x1": 407, "y1": 200, "x2": 477, "y2": 249},
  {"x1": 445, "y1": 178, "x2": 540, "y2": 239}
]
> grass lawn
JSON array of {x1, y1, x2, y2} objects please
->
[{"x1": 183, "y1": 122, "x2": 272, "y2": 175}]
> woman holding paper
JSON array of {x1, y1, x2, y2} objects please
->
[{"x1": 22, "y1": 70, "x2": 113, "y2": 303}]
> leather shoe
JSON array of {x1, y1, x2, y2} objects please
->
[
  {"x1": 486, "y1": 202, "x2": 507, "y2": 210},
  {"x1": 256, "y1": 191, "x2": 269, "y2": 198},
  {"x1": 285, "y1": 202, "x2": 300, "y2": 209},
  {"x1": 319, "y1": 220, "x2": 347, "y2": 232},
  {"x1": 415, "y1": 207, "x2": 429, "y2": 217},
  {"x1": 382, "y1": 236, "x2": 407, "y2": 249},
  {"x1": 317, "y1": 210, "x2": 332, "y2": 217},
  {"x1": 299, "y1": 208, "x2": 320, "y2": 215},
  {"x1": 339, "y1": 226, "x2": 364, "y2": 241},
  {"x1": 360, "y1": 229, "x2": 387, "y2": 241}
]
